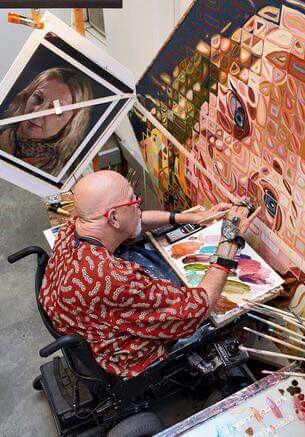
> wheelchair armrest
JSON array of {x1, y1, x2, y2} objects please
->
[
  {"x1": 39, "y1": 334, "x2": 87, "y2": 357},
  {"x1": 8, "y1": 246, "x2": 47, "y2": 264}
]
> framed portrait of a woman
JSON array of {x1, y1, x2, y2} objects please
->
[{"x1": 0, "y1": 12, "x2": 135, "y2": 197}]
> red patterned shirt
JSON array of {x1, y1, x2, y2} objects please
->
[{"x1": 39, "y1": 218, "x2": 209, "y2": 378}]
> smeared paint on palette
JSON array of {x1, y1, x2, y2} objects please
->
[
  {"x1": 181, "y1": 376, "x2": 305, "y2": 436},
  {"x1": 164, "y1": 221, "x2": 283, "y2": 322}
]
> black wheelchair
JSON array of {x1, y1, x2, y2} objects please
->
[{"x1": 8, "y1": 246, "x2": 254, "y2": 437}]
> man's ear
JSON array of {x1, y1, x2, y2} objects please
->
[{"x1": 107, "y1": 209, "x2": 120, "y2": 229}]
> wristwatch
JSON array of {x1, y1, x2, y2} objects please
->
[
  {"x1": 221, "y1": 218, "x2": 240, "y2": 240},
  {"x1": 209, "y1": 254, "x2": 238, "y2": 271},
  {"x1": 221, "y1": 218, "x2": 245, "y2": 249}
]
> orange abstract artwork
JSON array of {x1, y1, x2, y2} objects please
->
[{"x1": 130, "y1": 1, "x2": 305, "y2": 284}]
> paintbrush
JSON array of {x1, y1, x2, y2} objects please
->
[
  {"x1": 198, "y1": 208, "x2": 231, "y2": 225},
  {"x1": 267, "y1": 328, "x2": 305, "y2": 347},
  {"x1": 247, "y1": 313, "x2": 305, "y2": 340},
  {"x1": 239, "y1": 345, "x2": 305, "y2": 362},
  {"x1": 288, "y1": 305, "x2": 305, "y2": 327},
  {"x1": 243, "y1": 327, "x2": 305, "y2": 355},
  {"x1": 246, "y1": 303, "x2": 297, "y2": 322},
  {"x1": 246, "y1": 300, "x2": 305, "y2": 322},
  {"x1": 261, "y1": 370, "x2": 305, "y2": 378},
  {"x1": 249, "y1": 306, "x2": 305, "y2": 333}
]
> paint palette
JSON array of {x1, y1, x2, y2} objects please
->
[
  {"x1": 181, "y1": 376, "x2": 305, "y2": 436},
  {"x1": 164, "y1": 221, "x2": 284, "y2": 323}
]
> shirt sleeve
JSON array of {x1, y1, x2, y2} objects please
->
[{"x1": 100, "y1": 256, "x2": 210, "y2": 340}]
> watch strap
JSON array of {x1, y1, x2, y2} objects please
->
[
  {"x1": 209, "y1": 255, "x2": 238, "y2": 271},
  {"x1": 169, "y1": 211, "x2": 176, "y2": 225},
  {"x1": 235, "y1": 235, "x2": 245, "y2": 249},
  {"x1": 212, "y1": 264, "x2": 230, "y2": 274}
]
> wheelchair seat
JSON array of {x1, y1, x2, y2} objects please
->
[{"x1": 7, "y1": 245, "x2": 251, "y2": 436}]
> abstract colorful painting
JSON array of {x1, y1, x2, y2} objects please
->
[
  {"x1": 130, "y1": 0, "x2": 305, "y2": 283},
  {"x1": 164, "y1": 221, "x2": 283, "y2": 323}
]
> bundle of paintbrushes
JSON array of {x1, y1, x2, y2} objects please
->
[{"x1": 239, "y1": 300, "x2": 305, "y2": 378}]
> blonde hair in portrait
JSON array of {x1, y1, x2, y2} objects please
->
[{"x1": 2, "y1": 67, "x2": 93, "y2": 176}]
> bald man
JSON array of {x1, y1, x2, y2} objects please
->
[{"x1": 39, "y1": 170, "x2": 254, "y2": 379}]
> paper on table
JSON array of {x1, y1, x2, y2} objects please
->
[{"x1": 43, "y1": 224, "x2": 64, "y2": 249}]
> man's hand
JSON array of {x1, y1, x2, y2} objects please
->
[
  {"x1": 177, "y1": 202, "x2": 232, "y2": 226},
  {"x1": 225, "y1": 200, "x2": 261, "y2": 237}
]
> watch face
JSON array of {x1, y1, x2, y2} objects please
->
[{"x1": 222, "y1": 221, "x2": 238, "y2": 240}]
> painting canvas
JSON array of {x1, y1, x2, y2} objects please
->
[
  {"x1": 164, "y1": 221, "x2": 283, "y2": 323},
  {"x1": 130, "y1": 0, "x2": 305, "y2": 287},
  {"x1": 0, "y1": 12, "x2": 135, "y2": 197}
]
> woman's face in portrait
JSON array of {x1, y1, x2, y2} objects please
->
[{"x1": 18, "y1": 78, "x2": 74, "y2": 140}]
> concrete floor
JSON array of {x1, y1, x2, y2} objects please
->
[
  {"x1": 0, "y1": 178, "x2": 57, "y2": 436},
  {"x1": 0, "y1": 177, "x2": 226, "y2": 436}
]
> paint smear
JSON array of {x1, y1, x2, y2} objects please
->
[
  {"x1": 182, "y1": 254, "x2": 210, "y2": 264},
  {"x1": 204, "y1": 235, "x2": 220, "y2": 245},
  {"x1": 199, "y1": 245, "x2": 218, "y2": 254},
  {"x1": 214, "y1": 296, "x2": 238, "y2": 314},
  {"x1": 170, "y1": 241, "x2": 203, "y2": 259},
  {"x1": 266, "y1": 396, "x2": 283, "y2": 418},
  {"x1": 251, "y1": 406, "x2": 264, "y2": 423}
]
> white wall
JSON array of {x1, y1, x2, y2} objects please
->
[
  {"x1": 104, "y1": 0, "x2": 176, "y2": 82},
  {"x1": 0, "y1": 9, "x2": 72, "y2": 81},
  {"x1": 103, "y1": 0, "x2": 194, "y2": 164},
  {"x1": 103, "y1": 0, "x2": 194, "y2": 81}
]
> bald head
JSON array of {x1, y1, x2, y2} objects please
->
[{"x1": 74, "y1": 170, "x2": 131, "y2": 221}]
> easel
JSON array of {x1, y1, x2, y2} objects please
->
[
  {"x1": 72, "y1": 8, "x2": 100, "y2": 171},
  {"x1": 8, "y1": 7, "x2": 101, "y2": 172}
]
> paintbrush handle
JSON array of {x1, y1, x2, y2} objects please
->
[
  {"x1": 246, "y1": 300, "x2": 305, "y2": 322},
  {"x1": 243, "y1": 327, "x2": 305, "y2": 355},
  {"x1": 250, "y1": 307, "x2": 305, "y2": 332},
  {"x1": 262, "y1": 370, "x2": 305, "y2": 378},
  {"x1": 198, "y1": 209, "x2": 231, "y2": 224},
  {"x1": 268, "y1": 329, "x2": 305, "y2": 347},
  {"x1": 248, "y1": 313, "x2": 305, "y2": 340},
  {"x1": 239, "y1": 346, "x2": 305, "y2": 361}
]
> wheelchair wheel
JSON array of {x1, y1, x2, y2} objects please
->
[
  {"x1": 33, "y1": 375, "x2": 43, "y2": 391},
  {"x1": 107, "y1": 412, "x2": 163, "y2": 437}
]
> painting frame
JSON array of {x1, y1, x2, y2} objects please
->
[{"x1": 0, "y1": 11, "x2": 135, "y2": 197}]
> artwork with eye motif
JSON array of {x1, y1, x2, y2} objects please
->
[{"x1": 130, "y1": 0, "x2": 305, "y2": 283}]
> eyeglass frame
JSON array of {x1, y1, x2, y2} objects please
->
[{"x1": 102, "y1": 194, "x2": 143, "y2": 218}]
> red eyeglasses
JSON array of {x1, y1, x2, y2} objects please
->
[{"x1": 103, "y1": 194, "x2": 142, "y2": 218}]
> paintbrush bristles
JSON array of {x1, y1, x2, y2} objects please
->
[
  {"x1": 239, "y1": 345, "x2": 305, "y2": 361},
  {"x1": 243, "y1": 327, "x2": 305, "y2": 355}
]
